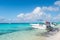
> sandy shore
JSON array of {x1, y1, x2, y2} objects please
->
[
  {"x1": 0, "y1": 29, "x2": 46, "y2": 40},
  {"x1": 46, "y1": 31, "x2": 60, "y2": 40},
  {"x1": 1, "y1": 30, "x2": 60, "y2": 40},
  {"x1": 0, "y1": 24, "x2": 60, "y2": 40},
  {"x1": 46, "y1": 24, "x2": 60, "y2": 40}
]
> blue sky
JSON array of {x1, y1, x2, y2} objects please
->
[{"x1": 0, "y1": 0, "x2": 60, "y2": 23}]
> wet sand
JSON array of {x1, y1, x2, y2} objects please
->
[{"x1": 0, "y1": 29, "x2": 46, "y2": 40}]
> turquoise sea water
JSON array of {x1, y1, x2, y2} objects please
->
[
  {"x1": 0, "y1": 23, "x2": 47, "y2": 40},
  {"x1": 0, "y1": 23, "x2": 32, "y2": 35},
  {"x1": 0, "y1": 23, "x2": 60, "y2": 35}
]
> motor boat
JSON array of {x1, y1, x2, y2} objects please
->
[
  {"x1": 30, "y1": 23, "x2": 55, "y2": 30},
  {"x1": 30, "y1": 24, "x2": 46, "y2": 29}
]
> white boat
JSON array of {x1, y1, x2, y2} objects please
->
[
  {"x1": 30, "y1": 24, "x2": 46, "y2": 29},
  {"x1": 30, "y1": 24, "x2": 55, "y2": 30}
]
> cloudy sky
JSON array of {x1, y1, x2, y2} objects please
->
[{"x1": 0, "y1": 0, "x2": 60, "y2": 23}]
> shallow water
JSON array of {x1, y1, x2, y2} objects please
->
[
  {"x1": 0, "y1": 23, "x2": 30, "y2": 35},
  {"x1": 0, "y1": 29, "x2": 46, "y2": 40}
]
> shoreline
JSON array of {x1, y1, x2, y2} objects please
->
[
  {"x1": 0, "y1": 24, "x2": 60, "y2": 40},
  {"x1": 0, "y1": 29, "x2": 46, "y2": 40}
]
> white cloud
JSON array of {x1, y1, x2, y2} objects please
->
[
  {"x1": 32, "y1": 7, "x2": 41, "y2": 13},
  {"x1": 16, "y1": 7, "x2": 43, "y2": 22},
  {"x1": 0, "y1": 16, "x2": 8, "y2": 23},
  {"x1": 16, "y1": 7, "x2": 52, "y2": 23},
  {"x1": 12, "y1": 1, "x2": 60, "y2": 23},
  {"x1": 17, "y1": 13, "x2": 24, "y2": 18},
  {"x1": 0, "y1": 16, "x2": 13, "y2": 23},
  {"x1": 53, "y1": 14, "x2": 60, "y2": 22},
  {"x1": 0, "y1": 7, "x2": 59, "y2": 23},
  {"x1": 0, "y1": 1, "x2": 60, "y2": 23},
  {"x1": 42, "y1": 6, "x2": 59, "y2": 11},
  {"x1": 54, "y1": 1, "x2": 60, "y2": 6}
]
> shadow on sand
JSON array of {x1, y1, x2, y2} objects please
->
[{"x1": 36, "y1": 28, "x2": 60, "y2": 37}]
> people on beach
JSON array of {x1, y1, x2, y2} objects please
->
[{"x1": 45, "y1": 21, "x2": 53, "y2": 32}]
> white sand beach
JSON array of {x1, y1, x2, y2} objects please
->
[
  {"x1": 46, "y1": 31, "x2": 60, "y2": 40},
  {"x1": 46, "y1": 24, "x2": 60, "y2": 40}
]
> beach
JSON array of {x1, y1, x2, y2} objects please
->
[
  {"x1": 0, "y1": 0, "x2": 60, "y2": 40},
  {"x1": 46, "y1": 31, "x2": 60, "y2": 40},
  {"x1": 0, "y1": 24, "x2": 60, "y2": 40},
  {"x1": 46, "y1": 24, "x2": 60, "y2": 40},
  {"x1": 0, "y1": 29, "x2": 46, "y2": 40}
]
